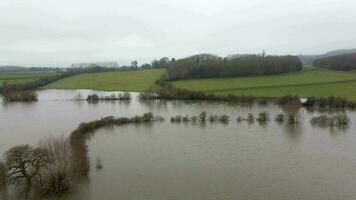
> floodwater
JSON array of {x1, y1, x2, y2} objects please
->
[{"x1": 1, "y1": 89, "x2": 356, "y2": 200}]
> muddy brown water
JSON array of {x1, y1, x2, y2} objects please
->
[{"x1": 1, "y1": 89, "x2": 356, "y2": 200}]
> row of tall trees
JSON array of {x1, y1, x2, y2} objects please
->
[
  {"x1": 313, "y1": 53, "x2": 356, "y2": 70},
  {"x1": 131, "y1": 57, "x2": 175, "y2": 70},
  {"x1": 166, "y1": 54, "x2": 302, "y2": 80}
]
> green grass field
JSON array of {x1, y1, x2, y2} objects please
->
[
  {"x1": 0, "y1": 71, "x2": 59, "y2": 86},
  {"x1": 172, "y1": 66, "x2": 356, "y2": 101},
  {"x1": 45, "y1": 69, "x2": 166, "y2": 92}
]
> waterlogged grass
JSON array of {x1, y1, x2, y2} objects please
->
[
  {"x1": 46, "y1": 69, "x2": 166, "y2": 92},
  {"x1": 214, "y1": 81, "x2": 356, "y2": 101},
  {"x1": 172, "y1": 66, "x2": 356, "y2": 101},
  {"x1": 0, "y1": 71, "x2": 59, "y2": 86}
]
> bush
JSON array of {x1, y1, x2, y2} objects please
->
[
  {"x1": 208, "y1": 114, "x2": 219, "y2": 122},
  {"x1": 247, "y1": 113, "x2": 255, "y2": 122},
  {"x1": 257, "y1": 112, "x2": 269, "y2": 122},
  {"x1": 199, "y1": 112, "x2": 207, "y2": 122},
  {"x1": 310, "y1": 113, "x2": 350, "y2": 127},
  {"x1": 274, "y1": 113, "x2": 285, "y2": 122},
  {"x1": 87, "y1": 94, "x2": 100, "y2": 101},
  {"x1": 2, "y1": 89, "x2": 38, "y2": 102},
  {"x1": 287, "y1": 112, "x2": 301, "y2": 124},
  {"x1": 218, "y1": 115, "x2": 230, "y2": 123},
  {"x1": 171, "y1": 115, "x2": 182, "y2": 123}
]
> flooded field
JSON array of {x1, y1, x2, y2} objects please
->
[{"x1": 1, "y1": 89, "x2": 356, "y2": 200}]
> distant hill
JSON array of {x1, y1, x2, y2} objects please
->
[
  {"x1": 0, "y1": 66, "x2": 27, "y2": 72},
  {"x1": 299, "y1": 49, "x2": 356, "y2": 64},
  {"x1": 314, "y1": 53, "x2": 356, "y2": 71},
  {"x1": 319, "y1": 49, "x2": 356, "y2": 59}
]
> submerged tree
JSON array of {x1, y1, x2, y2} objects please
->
[
  {"x1": 35, "y1": 136, "x2": 73, "y2": 195},
  {"x1": 0, "y1": 162, "x2": 6, "y2": 188},
  {"x1": 3, "y1": 145, "x2": 50, "y2": 192}
]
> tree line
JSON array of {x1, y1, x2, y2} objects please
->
[
  {"x1": 313, "y1": 53, "x2": 356, "y2": 70},
  {"x1": 166, "y1": 54, "x2": 302, "y2": 80}
]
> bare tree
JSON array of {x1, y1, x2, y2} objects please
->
[
  {"x1": 36, "y1": 136, "x2": 73, "y2": 195},
  {"x1": 3, "y1": 145, "x2": 50, "y2": 191}
]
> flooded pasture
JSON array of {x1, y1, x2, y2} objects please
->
[{"x1": 1, "y1": 89, "x2": 356, "y2": 200}]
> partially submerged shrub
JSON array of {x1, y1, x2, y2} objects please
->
[
  {"x1": 199, "y1": 112, "x2": 207, "y2": 123},
  {"x1": 218, "y1": 115, "x2": 229, "y2": 123},
  {"x1": 35, "y1": 136, "x2": 73, "y2": 196},
  {"x1": 310, "y1": 113, "x2": 350, "y2": 127},
  {"x1": 171, "y1": 113, "x2": 230, "y2": 124},
  {"x1": 287, "y1": 112, "x2": 301, "y2": 124},
  {"x1": 182, "y1": 115, "x2": 190, "y2": 122},
  {"x1": 171, "y1": 115, "x2": 182, "y2": 123},
  {"x1": 208, "y1": 114, "x2": 219, "y2": 123},
  {"x1": 236, "y1": 113, "x2": 256, "y2": 123},
  {"x1": 256, "y1": 112, "x2": 269, "y2": 122},
  {"x1": 247, "y1": 113, "x2": 255, "y2": 123},
  {"x1": 274, "y1": 113, "x2": 285, "y2": 122},
  {"x1": 87, "y1": 94, "x2": 99, "y2": 101},
  {"x1": 117, "y1": 92, "x2": 131, "y2": 100},
  {"x1": 138, "y1": 92, "x2": 157, "y2": 100},
  {"x1": 87, "y1": 93, "x2": 131, "y2": 101},
  {"x1": 95, "y1": 157, "x2": 103, "y2": 170},
  {"x1": 2, "y1": 90, "x2": 38, "y2": 102},
  {"x1": 334, "y1": 113, "x2": 350, "y2": 125},
  {"x1": 191, "y1": 116, "x2": 198, "y2": 123},
  {"x1": 236, "y1": 116, "x2": 244, "y2": 122}
]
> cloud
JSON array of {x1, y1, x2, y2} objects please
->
[{"x1": 0, "y1": 0, "x2": 356, "y2": 66}]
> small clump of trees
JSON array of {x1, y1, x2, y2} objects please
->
[
  {"x1": 166, "y1": 54, "x2": 302, "y2": 80},
  {"x1": 287, "y1": 112, "x2": 302, "y2": 124},
  {"x1": 274, "y1": 113, "x2": 285, "y2": 123},
  {"x1": 87, "y1": 92, "x2": 131, "y2": 101},
  {"x1": 310, "y1": 113, "x2": 350, "y2": 127},
  {"x1": 256, "y1": 112, "x2": 269, "y2": 122},
  {"x1": 1, "y1": 82, "x2": 37, "y2": 102}
]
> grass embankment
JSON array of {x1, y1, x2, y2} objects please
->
[
  {"x1": 172, "y1": 66, "x2": 356, "y2": 101},
  {"x1": 0, "y1": 72, "x2": 59, "y2": 86},
  {"x1": 45, "y1": 69, "x2": 166, "y2": 92}
]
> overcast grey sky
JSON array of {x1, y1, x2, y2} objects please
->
[{"x1": 1, "y1": 0, "x2": 356, "y2": 66}]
